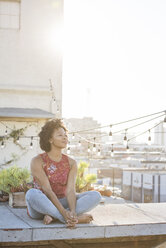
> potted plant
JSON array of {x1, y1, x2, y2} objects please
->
[
  {"x1": 0, "y1": 165, "x2": 32, "y2": 207},
  {"x1": 76, "y1": 161, "x2": 97, "y2": 192}
]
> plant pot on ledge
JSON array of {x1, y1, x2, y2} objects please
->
[
  {"x1": 9, "y1": 191, "x2": 26, "y2": 208},
  {"x1": 0, "y1": 165, "x2": 32, "y2": 208}
]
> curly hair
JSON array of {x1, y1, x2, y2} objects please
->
[{"x1": 38, "y1": 119, "x2": 68, "y2": 152}]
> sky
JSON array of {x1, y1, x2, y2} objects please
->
[{"x1": 62, "y1": 0, "x2": 166, "y2": 128}]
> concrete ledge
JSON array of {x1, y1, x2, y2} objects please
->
[{"x1": 1, "y1": 201, "x2": 166, "y2": 244}]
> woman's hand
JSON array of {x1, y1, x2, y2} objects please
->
[{"x1": 63, "y1": 210, "x2": 78, "y2": 228}]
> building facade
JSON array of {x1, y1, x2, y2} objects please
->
[{"x1": 0, "y1": 0, "x2": 63, "y2": 168}]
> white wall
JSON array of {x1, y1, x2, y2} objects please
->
[
  {"x1": 0, "y1": 120, "x2": 43, "y2": 169},
  {"x1": 0, "y1": 0, "x2": 63, "y2": 115}
]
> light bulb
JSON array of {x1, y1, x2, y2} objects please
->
[
  {"x1": 72, "y1": 133, "x2": 75, "y2": 140},
  {"x1": 5, "y1": 129, "x2": 8, "y2": 136},
  {"x1": 30, "y1": 137, "x2": 33, "y2": 149},
  {"x1": 78, "y1": 140, "x2": 81, "y2": 146},
  {"x1": 1, "y1": 140, "x2": 5, "y2": 149},
  {"x1": 111, "y1": 144, "x2": 114, "y2": 157},
  {"x1": 88, "y1": 146, "x2": 90, "y2": 153},
  {"x1": 97, "y1": 149, "x2": 101, "y2": 156},
  {"x1": 93, "y1": 144, "x2": 96, "y2": 152},
  {"x1": 123, "y1": 134, "x2": 127, "y2": 146},
  {"x1": 148, "y1": 136, "x2": 151, "y2": 146},
  {"x1": 109, "y1": 125, "x2": 113, "y2": 141},
  {"x1": 67, "y1": 147, "x2": 70, "y2": 154},
  {"x1": 126, "y1": 145, "x2": 130, "y2": 153},
  {"x1": 16, "y1": 136, "x2": 20, "y2": 143}
]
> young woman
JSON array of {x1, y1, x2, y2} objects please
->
[{"x1": 25, "y1": 119, "x2": 101, "y2": 228}]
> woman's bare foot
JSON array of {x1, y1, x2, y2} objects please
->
[
  {"x1": 77, "y1": 214, "x2": 93, "y2": 224},
  {"x1": 43, "y1": 215, "x2": 54, "y2": 225}
]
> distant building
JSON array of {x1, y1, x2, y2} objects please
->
[{"x1": 64, "y1": 117, "x2": 104, "y2": 155}]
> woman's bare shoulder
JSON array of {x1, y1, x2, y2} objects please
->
[
  {"x1": 66, "y1": 155, "x2": 77, "y2": 169},
  {"x1": 31, "y1": 155, "x2": 43, "y2": 169}
]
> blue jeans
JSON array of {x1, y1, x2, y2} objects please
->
[{"x1": 25, "y1": 188, "x2": 101, "y2": 223}]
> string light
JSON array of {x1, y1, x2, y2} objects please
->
[
  {"x1": 93, "y1": 143, "x2": 96, "y2": 152},
  {"x1": 5, "y1": 127, "x2": 8, "y2": 136},
  {"x1": 148, "y1": 130, "x2": 151, "y2": 146},
  {"x1": 0, "y1": 110, "x2": 165, "y2": 153},
  {"x1": 78, "y1": 140, "x2": 81, "y2": 146},
  {"x1": 109, "y1": 125, "x2": 113, "y2": 141},
  {"x1": 97, "y1": 148, "x2": 101, "y2": 156},
  {"x1": 30, "y1": 136, "x2": 33, "y2": 149},
  {"x1": 67, "y1": 147, "x2": 70, "y2": 154},
  {"x1": 93, "y1": 137, "x2": 96, "y2": 152},
  {"x1": 123, "y1": 129, "x2": 128, "y2": 146},
  {"x1": 1, "y1": 139, "x2": 5, "y2": 149},
  {"x1": 111, "y1": 144, "x2": 114, "y2": 157},
  {"x1": 126, "y1": 143, "x2": 130, "y2": 153},
  {"x1": 88, "y1": 143, "x2": 90, "y2": 153},
  {"x1": 16, "y1": 136, "x2": 20, "y2": 143}
]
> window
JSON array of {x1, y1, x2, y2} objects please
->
[{"x1": 0, "y1": 0, "x2": 20, "y2": 29}]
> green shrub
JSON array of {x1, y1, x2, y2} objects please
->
[
  {"x1": 0, "y1": 165, "x2": 31, "y2": 194},
  {"x1": 76, "y1": 161, "x2": 97, "y2": 192}
]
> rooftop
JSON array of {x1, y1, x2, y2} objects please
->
[
  {"x1": 1, "y1": 197, "x2": 166, "y2": 247},
  {"x1": 0, "y1": 107, "x2": 55, "y2": 121}
]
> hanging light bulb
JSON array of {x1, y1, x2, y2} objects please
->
[
  {"x1": 126, "y1": 143, "x2": 130, "y2": 153},
  {"x1": 5, "y1": 127, "x2": 8, "y2": 136},
  {"x1": 93, "y1": 137, "x2": 96, "y2": 152},
  {"x1": 148, "y1": 130, "x2": 151, "y2": 145},
  {"x1": 1, "y1": 139, "x2": 5, "y2": 149},
  {"x1": 109, "y1": 125, "x2": 113, "y2": 141},
  {"x1": 123, "y1": 129, "x2": 128, "y2": 146},
  {"x1": 163, "y1": 113, "x2": 166, "y2": 128},
  {"x1": 16, "y1": 136, "x2": 20, "y2": 144},
  {"x1": 111, "y1": 144, "x2": 114, "y2": 157},
  {"x1": 72, "y1": 133, "x2": 75, "y2": 140},
  {"x1": 78, "y1": 140, "x2": 81, "y2": 146},
  {"x1": 93, "y1": 143, "x2": 96, "y2": 152},
  {"x1": 67, "y1": 147, "x2": 70, "y2": 155},
  {"x1": 97, "y1": 148, "x2": 101, "y2": 156},
  {"x1": 30, "y1": 136, "x2": 33, "y2": 149},
  {"x1": 88, "y1": 144, "x2": 90, "y2": 153}
]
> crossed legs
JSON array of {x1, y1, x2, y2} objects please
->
[{"x1": 25, "y1": 188, "x2": 101, "y2": 225}]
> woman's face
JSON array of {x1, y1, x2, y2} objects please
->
[{"x1": 49, "y1": 127, "x2": 68, "y2": 149}]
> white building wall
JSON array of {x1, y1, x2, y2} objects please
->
[{"x1": 0, "y1": 0, "x2": 63, "y2": 116}]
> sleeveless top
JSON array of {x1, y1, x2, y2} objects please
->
[{"x1": 33, "y1": 152, "x2": 71, "y2": 199}]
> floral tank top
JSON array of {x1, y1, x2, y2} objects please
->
[{"x1": 33, "y1": 152, "x2": 71, "y2": 199}]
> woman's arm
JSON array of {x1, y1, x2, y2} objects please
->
[
  {"x1": 31, "y1": 156, "x2": 70, "y2": 221},
  {"x1": 66, "y1": 158, "x2": 77, "y2": 215}
]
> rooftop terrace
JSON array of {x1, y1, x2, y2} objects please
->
[{"x1": 1, "y1": 197, "x2": 166, "y2": 248}]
